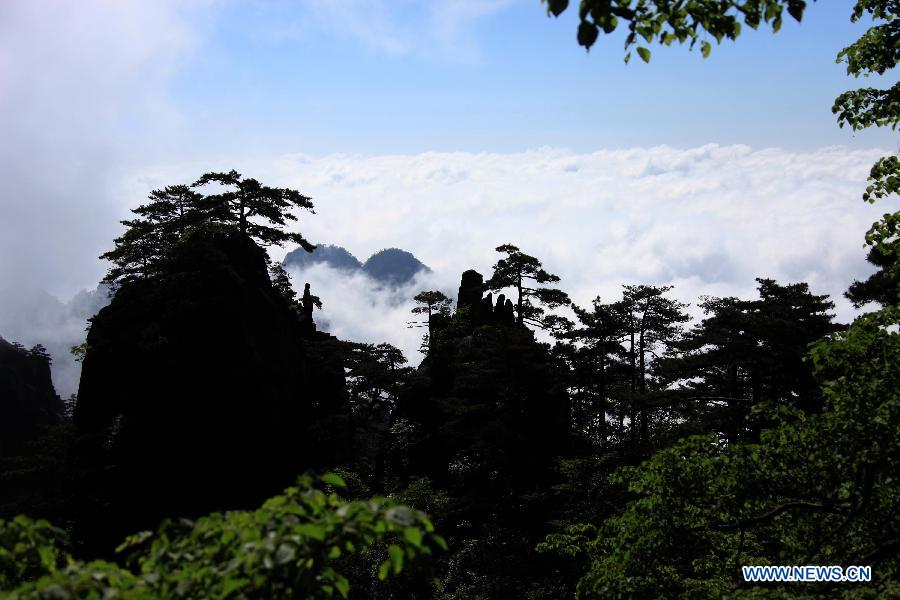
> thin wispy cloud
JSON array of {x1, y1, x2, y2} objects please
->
[{"x1": 273, "y1": 0, "x2": 518, "y2": 61}]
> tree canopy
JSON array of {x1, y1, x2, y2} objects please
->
[
  {"x1": 100, "y1": 171, "x2": 316, "y2": 286},
  {"x1": 485, "y1": 244, "x2": 571, "y2": 330},
  {"x1": 193, "y1": 170, "x2": 316, "y2": 250}
]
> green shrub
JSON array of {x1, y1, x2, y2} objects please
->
[{"x1": 2, "y1": 474, "x2": 446, "y2": 599}]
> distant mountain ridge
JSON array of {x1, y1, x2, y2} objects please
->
[{"x1": 283, "y1": 244, "x2": 429, "y2": 286}]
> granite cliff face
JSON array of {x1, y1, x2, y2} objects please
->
[
  {"x1": 73, "y1": 231, "x2": 351, "y2": 547},
  {"x1": 0, "y1": 337, "x2": 63, "y2": 457}
]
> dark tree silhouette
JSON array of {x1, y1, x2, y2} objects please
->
[
  {"x1": 100, "y1": 218, "x2": 169, "y2": 285},
  {"x1": 485, "y1": 244, "x2": 570, "y2": 330},
  {"x1": 614, "y1": 284, "x2": 689, "y2": 449},
  {"x1": 410, "y1": 290, "x2": 452, "y2": 352},
  {"x1": 556, "y1": 298, "x2": 629, "y2": 443},
  {"x1": 659, "y1": 278, "x2": 840, "y2": 443},
  {"x1": 132, "y1": 185, "x2": 205, "y2": 238},
  {"x1": 193, "y1": 170, "x2": 316, "y2": 250},
  {"x1": 100, "y1": 173, "x2": 316, "y2": 286},
  {"x1": 846, "y1": 244, "x2": 898, "y2": 308},
  {"x1": 269, "y1": 261, "x2": 298, "y2": 306}
]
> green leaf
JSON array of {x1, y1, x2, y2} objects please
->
[
  {"x1": 295, "y1": 524, "x2": 326, "y2": 542},
  {"x1": 431, "y1": 534, "x2": 449, "y2": 551},
  {"x1": 321, "y1": 473, "x2": 347, "y2": 489},
  {"x1": 403, "y1": 527, "x2": 423, "y2": 548},
  {"x1": 219, "y1": 578, "x2": 248, "y2": 598},
  {"x1": 378, "y1": 560, "x2": 391, "y2": 581},
  {"x1": 388, "y1": 544, "x2": 405, "y2": 574},
  {"x1": 334, "y1": 575, "x2": 350, "y2": 598},
  {"x1": 701, "y1": 41, "x2": 711, "y2": 58},
  {"x1": 637, "y1": 47, "x2": 651, "y2": 63}
]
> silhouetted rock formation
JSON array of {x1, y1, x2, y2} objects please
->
[
  {"x1": 300, "y1": 282, "x2": 318, "y2": 336},
  {"x1": 391, "y1": 269, "x2": 570, "y2": 517},
  {"x1": 73, "y1": 231, "x2": 351, "y2": 552},
  {"x1": 456, "y1": 269, "x2": 484, "y2": 312},
  {"x1": 0, "y1": 337, "x2": 63, "y2": 457},
  {"x1": 452, "y1": 270, "x2": 516, "y2": 329}
]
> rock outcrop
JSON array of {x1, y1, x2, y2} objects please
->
[
  {"x1": 0, "y1": 337, "x2": 63, "y2": 457},
  {"x1": 73, "y1": 231, "x2": 351, "y2": 549},
  {"x1": 392, "y1": 270, "x2": 570, "y2": 505}
]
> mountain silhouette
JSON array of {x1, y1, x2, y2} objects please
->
[
  {"x1": 283, "y1": 244, "x2": 362, "y2": 272},
  {"x1": 283, "y1": 243, "x2": 429, "y2": 286}
]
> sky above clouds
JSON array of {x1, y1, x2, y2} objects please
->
[{"x1": 0, "y1": 0, "x2": 895, "y2": 394}]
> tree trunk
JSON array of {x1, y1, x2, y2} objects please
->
[
  {"x1": 597, "y1": 352, "x2": 607, "y2": 444},
  {"x1": 239, "y1": 197, "x2": 247, "y2": 237},
  {"x1": 639, "y1": 329, "x2": 648, "y2": 449},
  {"x1": 629, "y1": 330, "x2": 637, "y2": 443},
  {"x1": 516, "y1": 273, "x2": 523, "y2": 324}
]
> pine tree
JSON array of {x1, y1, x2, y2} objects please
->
[
  {"x1": 615, "y1": 285, "x2": 689, "y2": 450},
  {"x1": 556, "y1": 298, "x2": 629, "y2": 444},
  {"x1": 193, "y1": 170, "x2": 316, "y2": 250},
  {"x1": 100, "y1": 173, "x2": 316, "y2": 286},
  {"x1": 485, "y1": 244, "x2": 570, "y2": 329},
  {"x1": 410, "y1": 290, "x2": 452, "y2": 352}
]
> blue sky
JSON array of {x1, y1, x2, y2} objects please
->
[{"x1": 161, "y1": 0, "x2": 895, "y2": 156}]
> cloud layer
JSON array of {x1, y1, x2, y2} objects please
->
[
  {"x1": 0, "y1": 0, "x2": 200, "y2": 297},
  {"x1": 286, "y1": 264, "x2": 451, "y2": 366},
  {"x1": 243, "y1": 144, "x2": 884, "y2": 322}
]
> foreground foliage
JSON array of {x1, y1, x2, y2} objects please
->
[{"x1": 1, "y1": 474, "x2": 445, "y2": 599}]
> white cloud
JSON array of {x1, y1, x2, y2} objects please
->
[
  {"x1": 285, "y1": 263, "x2": 452, "y2": 365},
  {"x1": 0, "y1": 0, "x2": 205, "y2": 298},
  {"x1": 238, "y1": 144, "x2": 884, "y2": 326},
  {"x1": 273, "y1": 0, "x2": 517, "y2": 61}
]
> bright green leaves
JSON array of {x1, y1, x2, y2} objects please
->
[
  {"x1": 833, "y1": 83, "x2": 900, "y2": 131},
  {"x1": 544, "y1": 1, "x2": 809, "y2": 60},
  {"x1": 0, "y1": 516, "x2": 69, "y2": 590},
  {"x1": 864, "y1": 155, "x2": 900, "y2": 203},
  {"x1": 403, "y1": 526, "x2": 423, "y2": 547},
  {"x1": 294, "y1": 523, "x2": 327, "y2": 542},
  {"x1": 387, "y1": 544, "x2": 405, "y2": 575},
  {"x1": 320, "y1": 472, "x2": 347, "y2": 489},
  {"x1": 3, "y1": 475, "x2": 445, "y2": 598},
  {"x1": 837, "y1": 20, "x2": 899, "y2": 78},
  {"x1": 376, "y1": 544, "x2": 407, "y2": 581}
]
